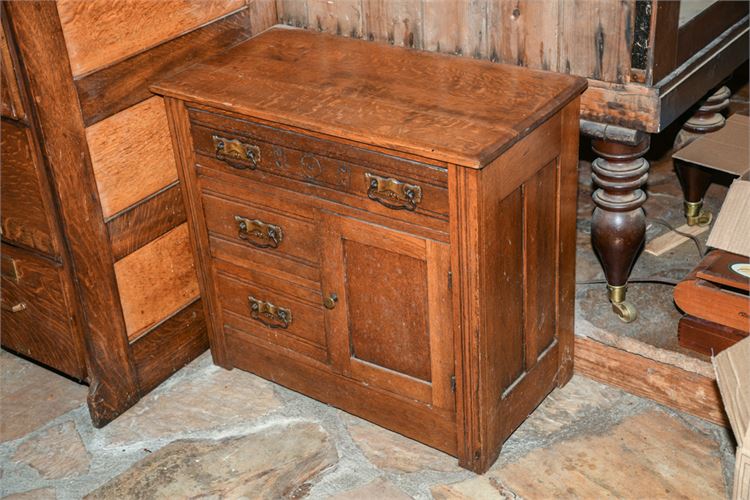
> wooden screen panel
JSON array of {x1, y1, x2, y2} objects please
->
[
  {"x1": 0, "y1": 120, "x2": 58, "y2": 255},
  {"x1": 423, "y1": 1, "x2": 488, "y2": 58},
  {"x1": 343, "y1": 239, "x2": 431, "y2": 382},
  {"x1": 114, "y1": 223, "x2": 200, "y2": 340},
  {"x1": 57, "y1": 0, "x2": 246, "y2": 77},
  {"x1": 86, "y1": 96, "x2": 178, "y2": 218},
  {"x1": 362, "y1": 0, "x2": 422, "y2": 48},
  {"x1": 307, "y1": 0, "x2": 363, "y2": 37}
]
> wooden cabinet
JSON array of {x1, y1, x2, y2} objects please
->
[{"x1": 155, "y1": 29, "x2": 586, "y2": 472}]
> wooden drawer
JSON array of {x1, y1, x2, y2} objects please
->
[
  {"x1": 214, "y1": 259, "x2": 329, "y2": 365},
  {"x1": 1, "y1": 244, "x2": 84, "y2": 379},
  {"x1": 1, "y1": 120, "x2": 58, "y2": 256},
  {"x1": 188, "y1": 108, "x2": 449, "y2": 225},
  {"x1": 202, "y1": 190, "x2": 319, "y2": 267}
]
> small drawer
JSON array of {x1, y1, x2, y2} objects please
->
[
  {"x1": 188, "y1": 108, "x2": 449, "y2": 222},
  {"x1": 1, "y1": 244, "x2": 84, "y2": 379},
  {"x1": 202, "y1": 192, "x2": 319, "y2": 267},
  {"x1": 214, "y1": 263, "x2": 328, "y2": 364},
  {"x1": 1, "y1": 120, "x2": 58, "y2": 256}
]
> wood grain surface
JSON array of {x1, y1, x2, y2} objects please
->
[
  {"x1": 86, "y1": 96, "x2": 178, "y2": 218},
  {"x1": 0, "y1": 19, "x2": 25, "y2": 120},
  {"x1": 107, "y1": 181, "x2": 187, "y2": 261},
  {"x1": 152, "y1": 28, "x2": 586, "y2": 168},
  {"x1": 114, "y1": 223, "x2": 200, "y2": 339},
  {"x1": 5, "y1": 0, "x2": 139, "y2": 426},
  {"x1": 0, "y1": 120, "x2": 58, "y2": 255},
  {"x1": 57, "y1": 0, "x2": 246, "y2": 77},
  {"x1": 75, "y1": 7, "x2": 264, "y2": 127},
  {"x1": 575, "y1": 335, "x2": 728, "y2": 426},
  {"x1": 1, "y1": 244, "x2": 85, "y2": 380}
]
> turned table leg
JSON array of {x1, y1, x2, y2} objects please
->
[
  {"x1": 591, "y1": 137, "x2": 650, "y2": 323},
  {"x1": 673, "y1": 85, "x2": 731, "y2": 226}
]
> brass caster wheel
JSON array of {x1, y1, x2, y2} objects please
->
[
  {"x1": 686, "y1": 210, "x2": 712, "y2": 227},
  {"x1": 611, "y1": 300, "x2": 637, "y2": 323}
]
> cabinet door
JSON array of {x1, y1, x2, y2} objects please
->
[{"x1": 319, "y1": 211, "x2": 454, "y2": 411}]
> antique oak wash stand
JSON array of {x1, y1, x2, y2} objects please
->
[{"x1": 153, "y1": 28, "x2": 586, "y2": 473}]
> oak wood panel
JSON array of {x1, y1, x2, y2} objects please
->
[
  {"x1": 1, "y1": 120, "x2": 58, "y2": 255},
  {"x1": 5, "y1": 0, "x2": 139, "y2": 426},
  {"x1": 152, "y1": 28, "x2": 587, "y2": 168},
  {"x1": 57, "y1": 0, "x2": 246, "y2": 77},
  {"x1": 75, "y1": 7, "x2": 262, "y2": 127},
  {"x1": 226, "y1": 327, "x2": 458, "y2": 454},
  {"x1": 164, "y1": 98, "x2": 232, "y2": 368},
  {"x1": 575, "y1": 336, "x2": 728, "y2": 426},
  {"x1": 487, "y1": 0, "x2": 558, "y2": 71},
  {"x1": 114, "y1": 223, "x2": 200, "y2": 340},
  {"x1": 107, "y1": 182, "x2": 187, "y2": 261},
  {"x1": 86, "y1": 96, "x2": 178, "y2": 218},
  {"x1": 277, "y1": 0, "x2": 309, "y2": 27},
  {"x1": 1, "y1": 244, "x2": 85, "y2": 380},
  {"x1": 423, "y1": 0, "x2": 487, "y2": 58},
  {"x1": 523, "y1": 161, "x2": 559, "y2": 369},
  {"x1": 555, "y1": 99, "x2": 581, "y2": 385},
  {"x1": 559, "y1": 0, "x2": 635, "y2": 83},
  {"x1": 0, "y1": 19, "x2": 24, "y2": 120},
  {"x1": 131, "y1": 299, "x2": 209, "y2": 395}
]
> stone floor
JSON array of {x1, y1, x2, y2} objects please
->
[{"x1": 0, "y1": 349, "x2": 737, "y2": 499}]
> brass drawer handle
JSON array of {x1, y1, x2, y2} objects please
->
[
  {"x1": 1, "y1": 301, "x2": 26, "y2": 313},
  {"x1": 235, "y1": 215, "x2": 283, "y2": 249},
  {"x1": 248, "y1": 296, "x2": 292, "y2": 329},
  {"x1": 212, "y1": 134, "x2": 261, "y2": 169},
  {"x1": 365, "y1": 172, "x2": 422, "y2": 211}
]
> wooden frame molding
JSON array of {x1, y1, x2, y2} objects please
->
[{"x1": 4, "y1": 1, "x2": 139, "y2": 426}]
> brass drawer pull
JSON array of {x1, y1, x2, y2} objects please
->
[
  {"x1": 1, "y1": 301, "x2": 26, "y2": 313},
  {"x1": 235, "y1": 215, "x2": 283, "y2": 249},
  {"x1": 212, "y1": 135, "x2": 261, "y2": 169},
  {"x1": 248, "y1": 296, "x2": 292, "y2": 329},
  {"x1": 365, "y1": 172, "x2": 422, "y2": 211}
]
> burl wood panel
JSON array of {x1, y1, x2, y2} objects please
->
[
  {"x1": 1, "y1": 244, "x2": 85, "y2": 380},
  {"x1": 86, "y1": 96, "x2": 178, "y2": 218},
  {"x1": 152, "y1": 28, "x2": 586, "y2": 168},
  {"x1": 114, "y1": 223, "x2": 200, "y2": 340},
  {"x1": 344, "y1": 239, "x2": 431, "y2": 382},
  {"x1": 0, "y1": 120, "x2": 58, "y2": 255},
  {"x1": 57, "y1": 0, "x2": 246, "y2": 77}
]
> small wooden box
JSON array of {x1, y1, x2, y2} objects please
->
[{"x1": 153, "y1": 28, "x2": 586, "y2": 473}]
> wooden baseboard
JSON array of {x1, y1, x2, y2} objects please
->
[{"x1": 574, "y1": 336, "x2": 728, "y2": 426}]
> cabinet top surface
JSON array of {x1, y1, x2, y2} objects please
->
[{"x1": 152, "y1": 28, "x2": 586, "y2": 168}]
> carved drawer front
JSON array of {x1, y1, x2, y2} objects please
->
[
  {"x1": 189, "y1": 108, "x2": 449, "y2": 226},
  {"x1": 213, "y1": 259, "x2": 329, "y2": 366},
  {"x1": 0, "y1": 120, "x2": 58, "y2": 256},
  {"x1": 199, "y1": 175, "x2": 321, "y2": 285},
  {"x1": 1, "y1": 244, "x2": 83, "y2": 379}
]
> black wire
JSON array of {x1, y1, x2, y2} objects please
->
[
  {"x1": 647, "y1": 217, "x2": 706, "y2": 257},
  {"x1": 576, "y1": 277, "x2": 680, "y2": 287}
]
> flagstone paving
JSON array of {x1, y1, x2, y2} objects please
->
[{"x1": 0, "y1": 351, "x2": 735, "y2": 499}]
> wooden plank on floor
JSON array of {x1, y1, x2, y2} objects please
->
[
  {"x1": 574, "y1": 335, "x2": 728, "y2": 426},
  {"x1": 644, "y1": 223, "x2": 708, "y2": 256}
]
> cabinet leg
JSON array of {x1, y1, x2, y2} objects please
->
[
  {"x1": 591, "y1": 137, "x2": 650, "y2": 323},
  {"x1": 673, "y1": 85, "x2": 730, "y2": 226}
]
